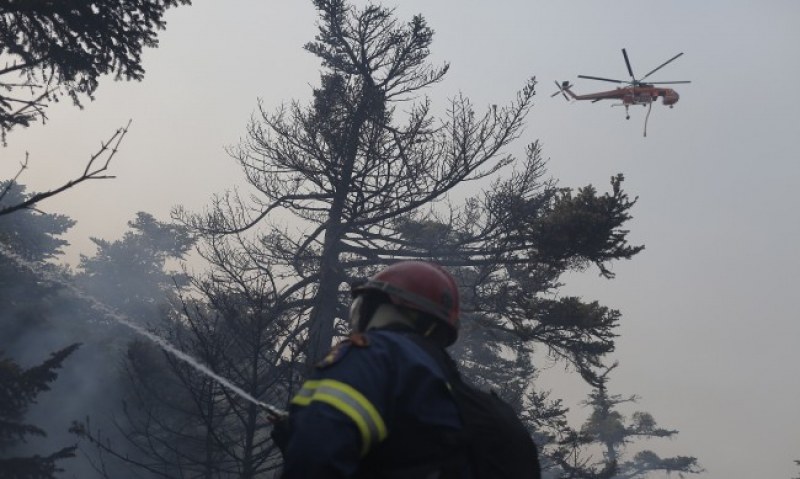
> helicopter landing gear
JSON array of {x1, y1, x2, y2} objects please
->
[{"x1": 625, "y1": 105, "x2": 630, "y2": 120}]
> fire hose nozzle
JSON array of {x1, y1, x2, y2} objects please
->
[{"x1": 257, "y1": 401, "x2": 288, "y2": 422}]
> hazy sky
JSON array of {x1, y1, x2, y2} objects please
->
[{"x1": 2, "y1": 1, "x2": 799, "y2": 477}]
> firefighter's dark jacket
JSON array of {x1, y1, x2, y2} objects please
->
[{"x1": 280, "y1": 328, "x2": 463, "y2": 478}]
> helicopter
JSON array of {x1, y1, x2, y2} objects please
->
[{"x1": 552, "y1": 48, "x2": 690, "y2": 136}]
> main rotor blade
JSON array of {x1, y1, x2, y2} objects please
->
[
  {"x1": 578, "y1": 74, "x2": 625, "y2": 84},
  {"x1": 641, "y1": 52, "x2": 684, "y2": 81},
  {"x1": 622, "y1": 48, "x2": 634, "y2": 79},
  {"x1": 648, "y1": 80, "x2": 691, "y2": 84}
]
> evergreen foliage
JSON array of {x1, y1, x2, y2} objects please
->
[
  {"x1": 176, "y1": 0, "x2": 642, "y2": 378},
  {"x1": 0, "y1": 344, "x2": 80, "y2": 479},
  {"x1": 552, "y1": 367, "x2": 702, "y2": 478},
  {"x1": 158, "y1": 1, "x2": 649, "y2": 476},
  {"x1": 0, "y1": 181, "x2": 75, "y2": 352},
  {"x1": 75, "y1": 211, "x2": 195, "y2": 323},
  {"x1": 0, "y1": 202, "x2": 199, "y2": 478},
  {"x1": 52, "y1": 3, "x2": 700, "y2": 478},
  {"x1": 0, "y1": 181, "x2": 75, "y2": 262},
  {"x1": 0, "y1": 0, "x2": 191, "y2": 139}
]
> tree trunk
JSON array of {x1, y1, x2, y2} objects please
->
[{"x1": 304, "y1": 85, "x2": 377, "y2": 366}]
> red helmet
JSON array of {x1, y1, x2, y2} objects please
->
[{"x1": 352, "y1": 261, "x2": 460, "y2": 345}]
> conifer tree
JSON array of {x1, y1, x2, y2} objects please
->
[
  {"x1": 75, "y1": 211, "x2": 196, "y2": 324},
  {"x1": 179, "y1": 0, "x2": 642, "y2": 379},
  {"x1": 554, "y1": 367, "x2": 702, "y2": 478},
  {"x1": 0, "y1": 0, "x2": 191, "y2": 139},
  {"x1": 0, "y1": 344, "x2": 80, "y2": 478},
  {"x1": 0, "y1": 181, "x2": 75, "y2": 352},
  {"x1": 123, "y1": 1, "x2": 648, "y2": 475}
]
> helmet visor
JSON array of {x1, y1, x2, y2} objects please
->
[{"x1": 349, "y1": 295, "x2": 365, "y2": 332}]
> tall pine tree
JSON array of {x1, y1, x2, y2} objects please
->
[
  {"x1": 119, "y1": 1, "x2": 649, "y2": 476},
  {"x1": 177, "y1": 0, "x2": 642, "y2": 378}
]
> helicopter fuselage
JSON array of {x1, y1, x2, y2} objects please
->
[
  {"x1": 570, "y1": 85, "x2": 679, "y2": 106},
  {"x1": 552, "y1": 48, "x2": 689, "y2": 135}
]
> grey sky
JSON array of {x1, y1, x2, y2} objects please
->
[{"x1": 2, "y1": 1, "x2": 799, "y2": 477}]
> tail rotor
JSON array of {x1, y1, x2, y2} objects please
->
[{"x1": 551, "y1": 80, "x2": 573, "y2": 101}]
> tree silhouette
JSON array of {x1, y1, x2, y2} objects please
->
[
  {"x1": 0, "y1": 124, "x2": 128, "y2": 218},
  {"x1": 1, "y1": 0, "x2": 191, "y2": 215},
  {"x1": 553, "y1": 366, "x2": 702, "y2": 478},
  {"x1": 0, "y1": 344, "x2": 81, "y2": 479},
  {"x1": 106, "y1": 1, "x2": 649, "y2": 475},
  {"x1": 178, "y1": 0, "x2": 642, "y2": 380},
  {"x1": 0, "y1": 0, "x2": 191, "y2": 139},
  {"x1": 0, "y1": 181, "x2": 75, "y2": 353}
]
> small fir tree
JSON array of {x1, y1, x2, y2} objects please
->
[
  {"x1": 558, "y1": 367, "x2": 702, "y2": 478},
  {"x1": 0, "y1": 344, "x2": 81, "y2": 478}
]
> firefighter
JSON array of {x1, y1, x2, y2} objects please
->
[{"x1": 274, "y1": 260, "x2": 467, "y2": 478}]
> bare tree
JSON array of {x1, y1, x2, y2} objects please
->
[
  {"x1": 0, "y1": 121, "x2": 129, "y2": 217},
  {"x1": 180, "y1": 0, "x2": 527, "y2": 363},
  {"x1": 74, "y1": 239, "x2": 296, "y2": 479}
]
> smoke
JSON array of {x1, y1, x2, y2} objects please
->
[
  {"x1": 0, "y1": 242, "x2": 286, "y2": 410},
  {"x1": 0, "y1": 235, "x2": 284, "y2": 478}
]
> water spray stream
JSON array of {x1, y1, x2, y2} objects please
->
[{"x1": 0, "y1": 244, "x2": 287, "y2": 420}]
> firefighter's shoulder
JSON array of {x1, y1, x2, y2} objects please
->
[
  {"x1": 315, "y1": 332, "x2": 372, "y2": 369},
  {"x1": 369, "y1": 330, "x2": 451, "y2": 381}
]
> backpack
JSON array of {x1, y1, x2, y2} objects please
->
[{"x1": 405, "y1": 333, "x2": 542, "y2": 479}]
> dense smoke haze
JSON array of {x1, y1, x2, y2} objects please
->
[{"x1": 1, "y1": 1, "x2": 799, "y2": 478}]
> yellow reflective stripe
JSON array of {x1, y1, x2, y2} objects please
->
[
  {"x1": 290, "y1": 380, "x2": 320, "y2": 406},
  {"x1": 314, "y1": 392, "x2": 373, "y2": 456},
  {"x1": 317, "y1": 380, "x2": 388, "y2": 444},
  {"x1": 289, "y1": 379, "x2": 387, "y2": 456}
]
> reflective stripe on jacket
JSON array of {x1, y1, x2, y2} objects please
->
[
  {"x1": 291, "y1": 378, "x2": 388, "y2": 455},
  {"x1": 281, "y1": 329, "x2": 462, "y2": 478}
]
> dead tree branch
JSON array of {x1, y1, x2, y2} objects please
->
[{"x1": 0, "y1": 120, "x2": 131, "y2": 216}]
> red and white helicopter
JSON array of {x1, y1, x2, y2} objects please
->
[{"x1": 553, "y1": 48, "x2": 690, "y2": 135}]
